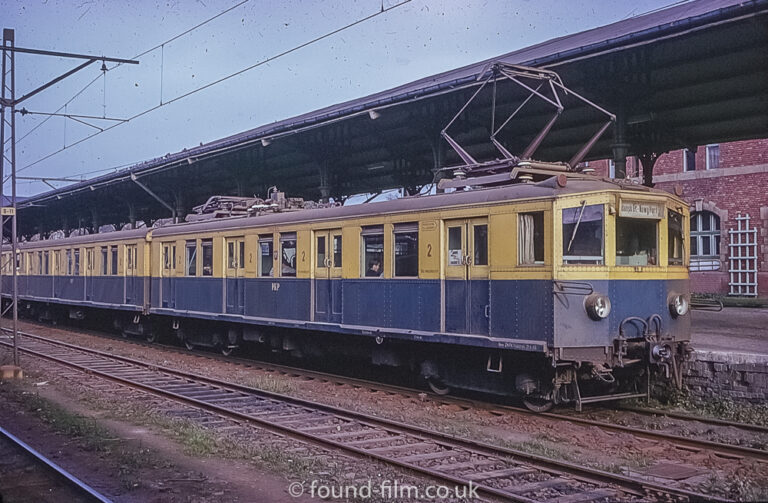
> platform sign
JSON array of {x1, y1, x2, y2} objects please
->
[
  {"x1": 618, "y1": 200, "x2": 663, "y2": 219},
  {"x1": 0, "y1": 207, "x2": 15, "y2": 216}
]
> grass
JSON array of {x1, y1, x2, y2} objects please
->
[
  {"x1": 0, "y1": 382, "x2": 164, "y2": 490},
  {"x1": 244, "y1": 374, "x2": 297, "y2": 395}
]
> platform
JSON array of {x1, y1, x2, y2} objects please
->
[
  {"x1": 685, "y1": 307, "x2": 768, "y2": 402},
  {"x1": 691, "y1": 307, "x2": 768, "y2": 357}
]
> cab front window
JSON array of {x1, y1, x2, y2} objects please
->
[
  {"x1": 562, "y1": 204, "x2": 603, "y2": 265},
  {"x1": 616, "y1": 218, "x2": 658, "y2": 266}
]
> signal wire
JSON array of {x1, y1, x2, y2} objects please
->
[
  {"x1": 6, "y1": 0, "x2": 251, "y2": 149},
  {"x1": 15, "y1": 0, "x2": 411, "y2": 178}
]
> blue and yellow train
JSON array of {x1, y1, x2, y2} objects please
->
[{"x1": 2, "y1": 168, "x2": 691, "y2": 410}]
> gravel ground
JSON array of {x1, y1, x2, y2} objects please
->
[{"x1": 2, "y1": 319, "x2": 768, "y2": 501}]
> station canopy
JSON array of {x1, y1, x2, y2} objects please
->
[{"x1": 17, "y1": 0, "x2": 768, "y2": 236}]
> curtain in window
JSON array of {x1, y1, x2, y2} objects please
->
[{"x1": 518, "y1": 214, "x2": 535, "y2": 265}]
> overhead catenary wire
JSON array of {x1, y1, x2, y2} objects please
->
[
  {"x1": 14, "y1": 0, "x2": 412, "y2": 179},
  {"x1": 5, "y1": 0, "x2": 251, "y2": 150}
]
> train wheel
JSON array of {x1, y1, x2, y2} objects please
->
[
  {"x1": 145, "y1": 331, "x2": 158, "y2": 343},
  {"x1": 184, "y1": 339, "x2": 195, "y2": 351},
  {"x1": 522, "y1": 395, "x2": 554, "y2": 413},
  {"x1": 220, "y1": 345, "x2": 235, "y2": 357},
  {"x1": 427, "y1": 377, "x2": 451, "y2": 396}
]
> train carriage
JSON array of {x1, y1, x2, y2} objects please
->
[
  {"x1": 2, "y1": 228, "x2": 150, "y2": 321},
  {"x1": 3, "y1": 171, "x2": 692, "y2": 411}
]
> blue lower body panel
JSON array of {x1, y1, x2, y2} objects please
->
[{"x1": 3, "y1": 274, "x2": 144, "y2": 310}]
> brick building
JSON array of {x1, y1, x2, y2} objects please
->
[{"x1": 589, "y1": 139, "x2": 768, "y2": 298}]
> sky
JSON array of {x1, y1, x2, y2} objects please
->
[{"x1": 3, "y1": 0, "x2": 685, "y2": 197}]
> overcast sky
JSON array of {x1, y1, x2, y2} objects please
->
[{"x1": 4, "y1": 0, "x2": 681, "y2": 196}]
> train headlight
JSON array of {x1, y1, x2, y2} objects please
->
[
  {"x1": 585, "y1": 293, "x2": 611, "y2": 321},
  {"x1": 668, "y1": 294, "x2": 689, "y2": 317}
]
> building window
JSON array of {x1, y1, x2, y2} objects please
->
[
  {"x1": 706, "y1": 144, "x2": 720, "y2": 170},
  {"x1": 683, "y1": 148, "x2": 696, "y2": 172},
  {"x1": 393, "y1": 223, "x2": 418, "y2": 277},
  {"x1": 518, "y1": 212, "x2": 544, "y2": 265},
  {"x1": 562, "y1": 204, "x2": 604, "y2": 265},
  {"x1": 608, "y1": 160, "x2": 615, "y2": 178},
  {"x1": 690, "y1": 211, "x2": 720, "y2": 271},
  {"x1": 362, "y1": 225, "x2": 384, "y2": 277}
]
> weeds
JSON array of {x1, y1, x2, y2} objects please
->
[
  {"x1": 641, "y1": 389, "x2": 768, "y2": 427},
  {"x1": 245, "y1": 375, "x2": 297, "y2": 395}
]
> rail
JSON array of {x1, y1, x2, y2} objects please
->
[{"x1": 0, "y1": 329, "x2": 728, "y2": 503}]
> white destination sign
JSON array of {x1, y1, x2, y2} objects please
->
[{"x1": 619, "y1": 200, "x2": 663, "y2": 219}]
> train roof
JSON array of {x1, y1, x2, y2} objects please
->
[
  {"x1": 151, "y1": 177, "x2": 673, "y2": 238},
  {"x1": 10, "y1": 227, "x2": 148, "y2": 251},
  {"x1": 7, "y1": 177, "x2": 680, "y2": 250}
]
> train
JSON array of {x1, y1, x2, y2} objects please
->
[{"x1": 1, "y1": 161, "x2": 692, "y2": 411}]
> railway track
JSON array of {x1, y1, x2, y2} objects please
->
[
  {"x1": 0, "y1": 424, "x2": 111, "y2": 503},
  {"x1": 0, "y1": 330, "x2": 724, "y2": 503},
  {"x1": 7, "y1": 321, "x2": 768, "y2": 463}
]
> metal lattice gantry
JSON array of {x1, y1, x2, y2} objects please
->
[
  {"x1": 728, "y1": 213, "x2": 758, "y2": 297},
  {"x1": 0, "y1": 28, "x2": 138, "y2": 366}
]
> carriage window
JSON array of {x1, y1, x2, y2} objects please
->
[
  {"x1": 562, "y1": 204, "x2": 603, "y2": 265},
  {"x1": 66, "y1": 249, "x2": 72, "y2": 275},
  {"x1": 163, "y1": 245, "x2": 173, "y2": 271},
  {"x1": 43, "y1": 251, "x2": 49, "y2": 275},
  {"x1": 362, "y1": 226, "x2": 384, "y2": 277},
  {"x1": 280, "y1": 233, "x2": 297, "y2": 277},
  {"x1": 317, "y1": 235, "x2": 326, "y2": 266},
  {"x1": 227, "y1": 241, "x2": 237, "y2": 269},
  {"x1": 394, "y1": 223, "x2": 418, "y2": 277},
  {"x1": 74, "y1": 249, "x2": 80, "y2": 275},
  {"x1": 259, "y1": 236, "x2": 273, "y2": 277},
  {"x1": 473, "y1": 224, "x2": 488, "y2": 266},
  {"x1": 111, "y1": 246, "x2": 118, "y2": 275},
  {"x1": 447, "y1": 226, "x2": 462, "y2": 266},
  {"x1": 616, "y1": 218, "x2": 658, "y2": 266},
  {"x1": 333, "y1": 235, "x2": 342, "y2": 268},
  {"x1": 668, "y1": 210, "x2": 684, "y2": 266},
  {"x1": 126, "y1": 245, "x2": 135, "y2": 272},
  {"x1": 519, "y1": 212, "x2": 544, "y2": 265},
  {"x1": 201, "y1": 239, "x2": 213, "y2": 276},
  {"x1": 101, "y1": 247, "x2": 108, "y2": 275},
  {"x1": 186, "y1": 240, "x2": 197, "y2": 276}
]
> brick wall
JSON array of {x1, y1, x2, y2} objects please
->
[
  {"x1": 683, "y1": 350, "x2": 768, "y2": 403},
  {"x1": 588, "y1": 138, "x2": 768, "y2": 297}
]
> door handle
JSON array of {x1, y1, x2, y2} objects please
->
[
  {"x1": 484, "y1": 305, "x2": 490, "y2": 318},
  {"x1": 325, "y1": 258, "x2": 332, "y2": 268},
  {"x1": 464, "y1": 254, "x2": 472, "y2": 266}
]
